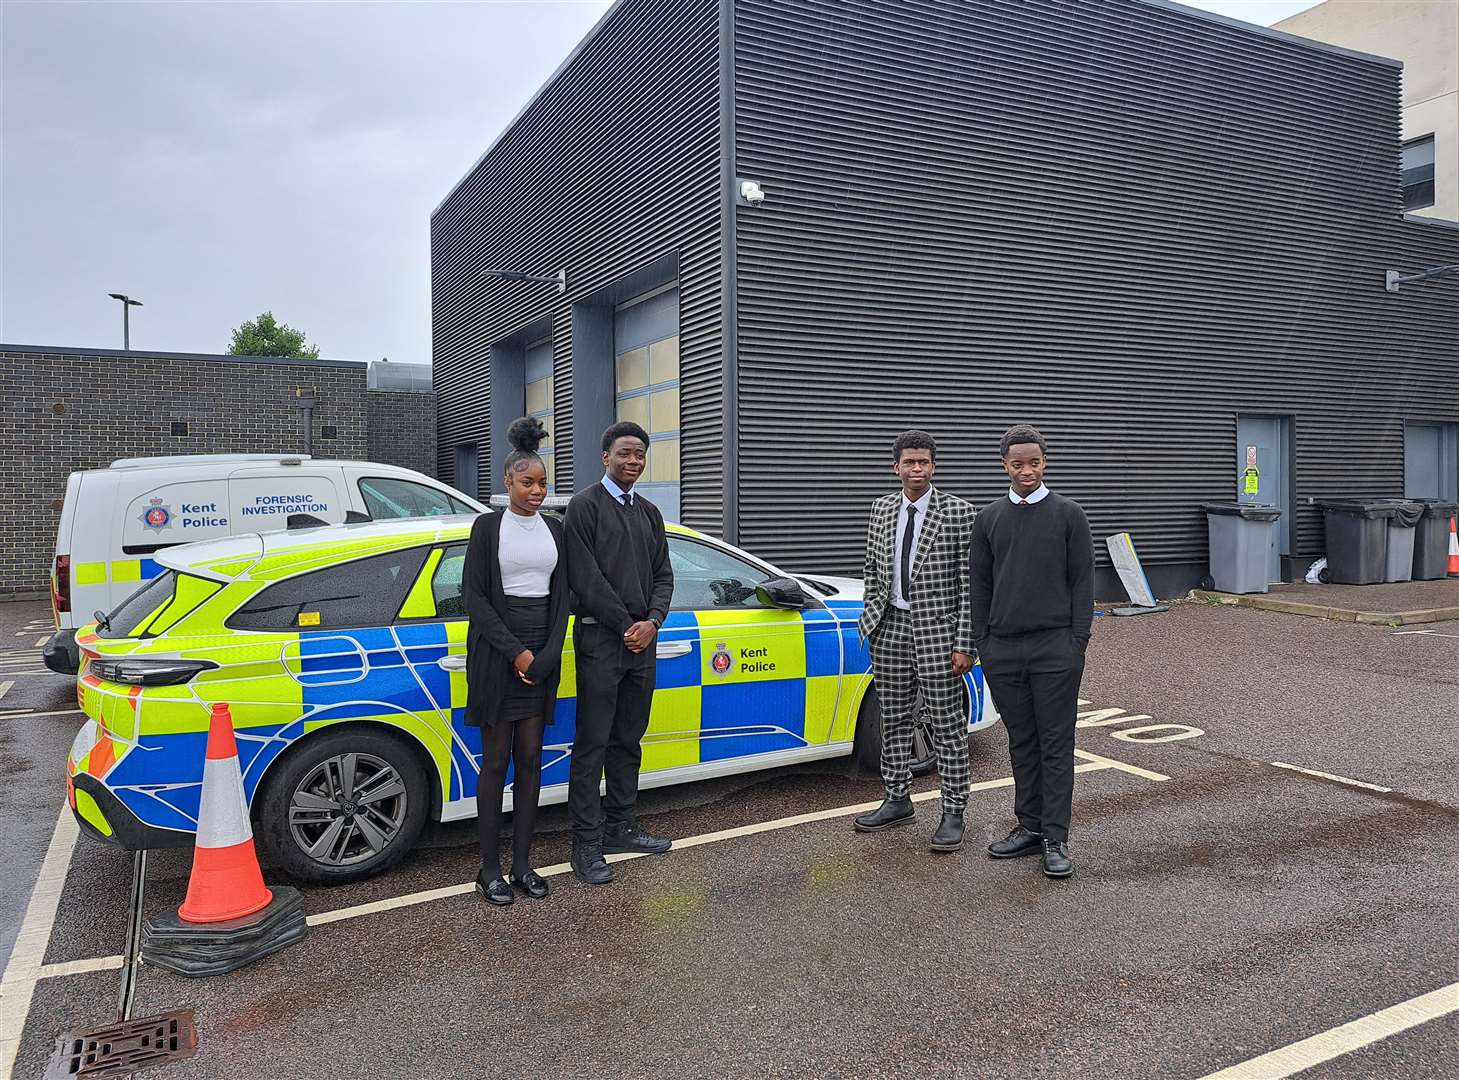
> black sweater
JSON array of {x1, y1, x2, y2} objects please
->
[
  {"x1": 564, "y1": 482, "x2": 674, "y2": 634},
  {"x1": 969, "y1": 491, "x2": 1095, "y2": 645}
]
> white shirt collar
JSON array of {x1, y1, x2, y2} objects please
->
[
  {"x1": 901, "y1": 488, "x2": 933, "y2": 514},
  {"x1": 601, "y1": 474, "x2": 633, "y2": 503},
  {"x1": 1008, "y1": 483, "x2": 1049, "y2": 505}
]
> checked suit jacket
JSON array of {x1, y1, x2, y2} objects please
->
[{"x1": 857, "y1": 486, "x2": 978, "y2": 670}]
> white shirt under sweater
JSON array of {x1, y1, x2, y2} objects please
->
[
  {"x1": 497, "y1": 510, "x2": 557, "y2": 597},
  {"x1": 890, "y1": 488, "x2": 932, "y2": 610}
]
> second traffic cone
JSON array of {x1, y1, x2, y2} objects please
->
[
  {"x1": 1449, "y1": 516, "x2": 1459, "y2": 577},
  {"x1": 178, "y1": 702, "x2": 272, "y2": 922}
]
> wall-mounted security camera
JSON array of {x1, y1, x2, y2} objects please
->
[{"x1": 738, "y1": 179, "x2": 766, "y2": 207}]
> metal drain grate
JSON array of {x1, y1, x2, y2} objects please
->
[{"x1": 45, "y1": 1010, "x2": 197, "y2": 1079}]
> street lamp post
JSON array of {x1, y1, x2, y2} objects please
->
[{"x1": 107, "y1": 293, "x2": 144, "y2": 349}]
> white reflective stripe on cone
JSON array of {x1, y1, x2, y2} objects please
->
[{"x1": 196, "y1": 754, "x2": 253, "y2": 848}]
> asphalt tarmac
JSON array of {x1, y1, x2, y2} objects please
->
[{"x1": 3, "y1": 595, "x2": 1456, "y2": 1080}]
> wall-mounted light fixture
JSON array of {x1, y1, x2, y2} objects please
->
[
  {"x1": 1384, "y1": 263, "x2": 1457, "y2": 293},
  {"x1": 482, "y1": 268, "x2": 566, "y2": 294}
]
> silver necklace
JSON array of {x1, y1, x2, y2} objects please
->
[{"x1": 506, "y1": 510, "x2": 539, "y2": 531}]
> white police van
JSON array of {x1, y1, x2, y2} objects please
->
[{"x1": 44, "y1": 454, "x2": 485, "y2": 673}]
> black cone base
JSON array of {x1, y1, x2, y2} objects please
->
[{"x1": 142, "y1": 886, "x2": 307, "y2": 977}]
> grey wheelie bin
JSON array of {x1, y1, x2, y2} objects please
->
[
  {"x1": 1412, "y1": 500, "x2": 1459, "y2": 580},
  {"x1": 1316, "y1": 499, "x2": 1394, "y2": 585},
  {"x1": 1379, "y1": 500, "x2": 1423, "y2": 582},
  {"x1": 1201, "y1": 502, "x2": 1281, "y2": 594}
]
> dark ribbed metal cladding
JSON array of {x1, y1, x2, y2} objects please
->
[
  {"x1": 734, "y1": 0, "x2": 1457, "y2": 578},
  {"x1": 431, "y1": 0, "x2": 723, "y2": 520}
]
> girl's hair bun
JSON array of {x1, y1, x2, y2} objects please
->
[{"x1": 506, "y1": 416, "x2": 547, "y2": 454}]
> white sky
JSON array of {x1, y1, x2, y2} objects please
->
[{"x1": 0, "y1": 0, "x2": 1322, "y2": 364}]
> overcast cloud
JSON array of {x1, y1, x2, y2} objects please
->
[{"x1": 2, "y1": 0, "x2": 1317, "y2": 365}]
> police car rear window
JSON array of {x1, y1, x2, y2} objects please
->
[
  {"x1": 97, "y1": 572, "x2": 177, "y2": 639},
  {"x1": 227, "y1": 548, "x2": 429, "y2": 632}
]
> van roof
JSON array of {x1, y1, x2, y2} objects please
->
[
  {"x1": 157, "y1": 513, "x2": 700, "y2": 582},
  {"x1": 108, "y1": 453, "x2": 315, "y2": 469}
]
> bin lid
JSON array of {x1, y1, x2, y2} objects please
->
[
  {"x1": 1202, "y1": 501, "x2": 1281, "y2": 521},
  {"x1": 1414, "y1": 499, "x2": 1459, "y2": 517},
  {"x1": 1315, "y1": 499, "x2": 1397, "y2": 519}
]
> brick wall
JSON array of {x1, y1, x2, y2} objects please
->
[
  {"x1": 0, "y1": 346, "x2": 435, "y2": 598},
  {"x1": 367, "y1": 389, "x2": 437, "y2": 481}
]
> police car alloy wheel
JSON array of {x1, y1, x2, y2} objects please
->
[{"x1": 257, "y1": 729, "x2": 429, "y2": 885}]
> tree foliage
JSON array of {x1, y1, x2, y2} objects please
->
[{"x1": 227, "y1": 311, "x2": 320, "y2": 359}]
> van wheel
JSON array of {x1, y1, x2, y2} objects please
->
[
  {"x1": 853, "y1": 684, "x2": 938, "y2": 778},
  {"x1": 257, "y1": 728, "x2": 428, "y2": 885}
]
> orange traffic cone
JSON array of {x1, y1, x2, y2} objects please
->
[
  {"x1": 142, "y1": 702, "x2": 307, "y2": 976},
  {"x1": 178, "y1": 703, "x2": 273, "y2": 922},
  {"x1": 1448, "y1": 516, "x2": 1459, "y2": 577}
]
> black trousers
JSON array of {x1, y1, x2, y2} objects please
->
[
  {"x1": 567, "y1": 623, "x2": 656, "y2": 844},
  {"x1": 980, "y1": 627, "x2": 1085, "y2": 843}
]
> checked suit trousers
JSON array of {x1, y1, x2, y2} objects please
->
[{"x1": 868, "y1": 607, "x2": 971, "y2": 812}]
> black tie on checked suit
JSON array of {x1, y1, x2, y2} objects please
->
[{"x1": 900, "y1": 504, "x2": 917, "y2": 600}]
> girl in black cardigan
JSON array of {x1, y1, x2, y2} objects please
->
[{"x1": 462, "y1": 418, "x2": 570, "y2": 905}]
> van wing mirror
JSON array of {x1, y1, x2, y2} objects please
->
[{"x1": 755, "y1": 576, "x2": 808, "y2": 609}]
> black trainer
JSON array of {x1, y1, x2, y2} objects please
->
[
  {"x1": 853, "y1": 796, "x2": 915, "y2": 832},
  {"x1": 602, "y1": 821, "x2": 672, "y2": 855},
  {"x1": 571, "y1": 842, "x2": 614, "y2": 885},
  {"x1": 988, "y1": 824, "x2": 1043, "y2": 858},
  {"x1": 1041, "y1": 837, "x2": 1074, "y2": 878},
  {"x1": 930, "y1": 811, "x2": 965, "y2": 852}
]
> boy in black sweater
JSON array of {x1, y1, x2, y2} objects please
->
[
  {"x1": 970, "y1": 425, "x2": 1094, "y2": 879},
  {"x1": 563, "y1": 421, "x2": 675, "y2": 885}
]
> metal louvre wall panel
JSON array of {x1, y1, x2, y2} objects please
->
[
  {"x1": 431, "y1": 0, "x2": 722, "y2": 521},
  {"x1": 733, "y1": 0, "x2": 1458, "y2": 587}
]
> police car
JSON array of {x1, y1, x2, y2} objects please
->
[{"x1": 65, "y1": 516, "x2": 1000, "y2": 883}]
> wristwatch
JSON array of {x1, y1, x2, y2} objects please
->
[{"x1": 650, "y1": 616, "x2": 662, "y2": 630}]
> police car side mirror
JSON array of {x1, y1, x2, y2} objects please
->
[{"x1": 755, "y1": 577, "x2": 807, "y2": 609}]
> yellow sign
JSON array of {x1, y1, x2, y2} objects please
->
[
  {"x1": 298, "y1": 611, "x2": 322, "y2": 626},
  {"x1": 1242, "y1": 466, "x2": 1260, "y2": 495}
]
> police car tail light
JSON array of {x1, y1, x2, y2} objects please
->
[
  {"x1": 90, "y1": 658, "x2": 216, "y2": 686},
  {"x1": 53, "y1": 554, "x2": 71, "y2": 613}
]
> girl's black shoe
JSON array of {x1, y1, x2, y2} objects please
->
[
  {"x1": 509, "y1": 869, "x2": 550, "y2": 899},
  {"x1": 475, "y1": 870, "x2": 514, "y2": 906}
]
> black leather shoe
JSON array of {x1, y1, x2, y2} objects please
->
[
  {"x1": 930, "y1": 811, "x2": 964, "y2": 852},
  {"x1": 509, "y1": 869, "x2": 550, "y2": 899},
  {"x1": 1041, "y1": 838, "x2": 1074, "y2": 878},
  {"x1": 853, "y1": 796, "x2": 915, "y2": 832},
  {"x1": 571, "y1": 843, "x2": 614, "y2": 885},
  {"x1": 602, "y1": 821, "x2": 672, "y2": 855},
  {"x1": 988, "y1": 824, "x2": 1043, "y2": 858},
  {"x1": 475, "y1": 871, "x2": 513, "y2": 906}
]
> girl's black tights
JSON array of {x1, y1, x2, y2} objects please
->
[{"x1": 475, "y1": 714, "x2": 545, "y2": 879}]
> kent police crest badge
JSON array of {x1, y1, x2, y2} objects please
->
[
  {"x1": 139, "y1": 497, "x2": 172, "y2": 533},
  {"x1": 710, "y1": 642, "x2": 733, "y2": 676}
]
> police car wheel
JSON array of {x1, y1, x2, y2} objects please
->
[
  {"x1": 258, "y1": 728, "x2": 429, "y2": 885},
  {"x1": 852, "y1": 685, "x2": 939, "y2": 777}
]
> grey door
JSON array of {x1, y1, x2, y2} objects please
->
[
  {"x1": 454, "y1": 443, "x2": 479, "y2": 501},
  {"x1": 1236, "y1": 416, "x2": 1290, "y2": 583},
  {"x1": 1405, "y1": 422, "x2": 1459, "y2": 500}
]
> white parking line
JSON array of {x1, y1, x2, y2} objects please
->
[
  {"x1": 1271, "y1": 761, "x2": 1393, "y2": 793},
  {"x1": 0, "y1": 807, "x2": 79, "y2": 1080},
  {"x1": 34, "y1": 748, "x2": 1170, "y2": 980},
  {"x1": 0, "y1": 709, "x2": 84, "y2": 722},
  {"x1": 0, "y1": 682, "x2": 12, "y2": 704},
  {"x1": 1197, "y1": 981, "x2": 1459, "y2": 1079}
]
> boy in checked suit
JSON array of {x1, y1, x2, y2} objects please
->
[{"x1": 854, "y1": 430, "x2": 978, "y2": 852}]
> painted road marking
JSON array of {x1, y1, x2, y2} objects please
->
[
  {"x1": 0, "y1": 710, "x2": 84, "y2": 722},
  {"x1": 35, "y1": 748, "x2": 1169, "y2": 980},
  {"x1": 0, "y1": 681, "x2": 11, "y2": 704},
  {"x1": 33, "y1": 637, "x2": 47, "y2": 648},
  {"x1": 0, "y1": 807, "x2": 79, "y2": 1080},
  {"x1": 1197, "y1": 981, "x2": 1459, "y2": 1079},
  {"x1": 1271, "y1": 761, "x2": 1393, "y2": 793},
  {"x1": 1394, "y1": 629, "x2": 1459, "y2": 639}
]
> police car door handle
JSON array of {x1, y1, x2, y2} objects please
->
[
  {"x1": 438, "y1": 655, "x2": 467, "y2": 672},
  {"x1": 655, "y1": 641, "x2": 692, "y2": 659}
]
